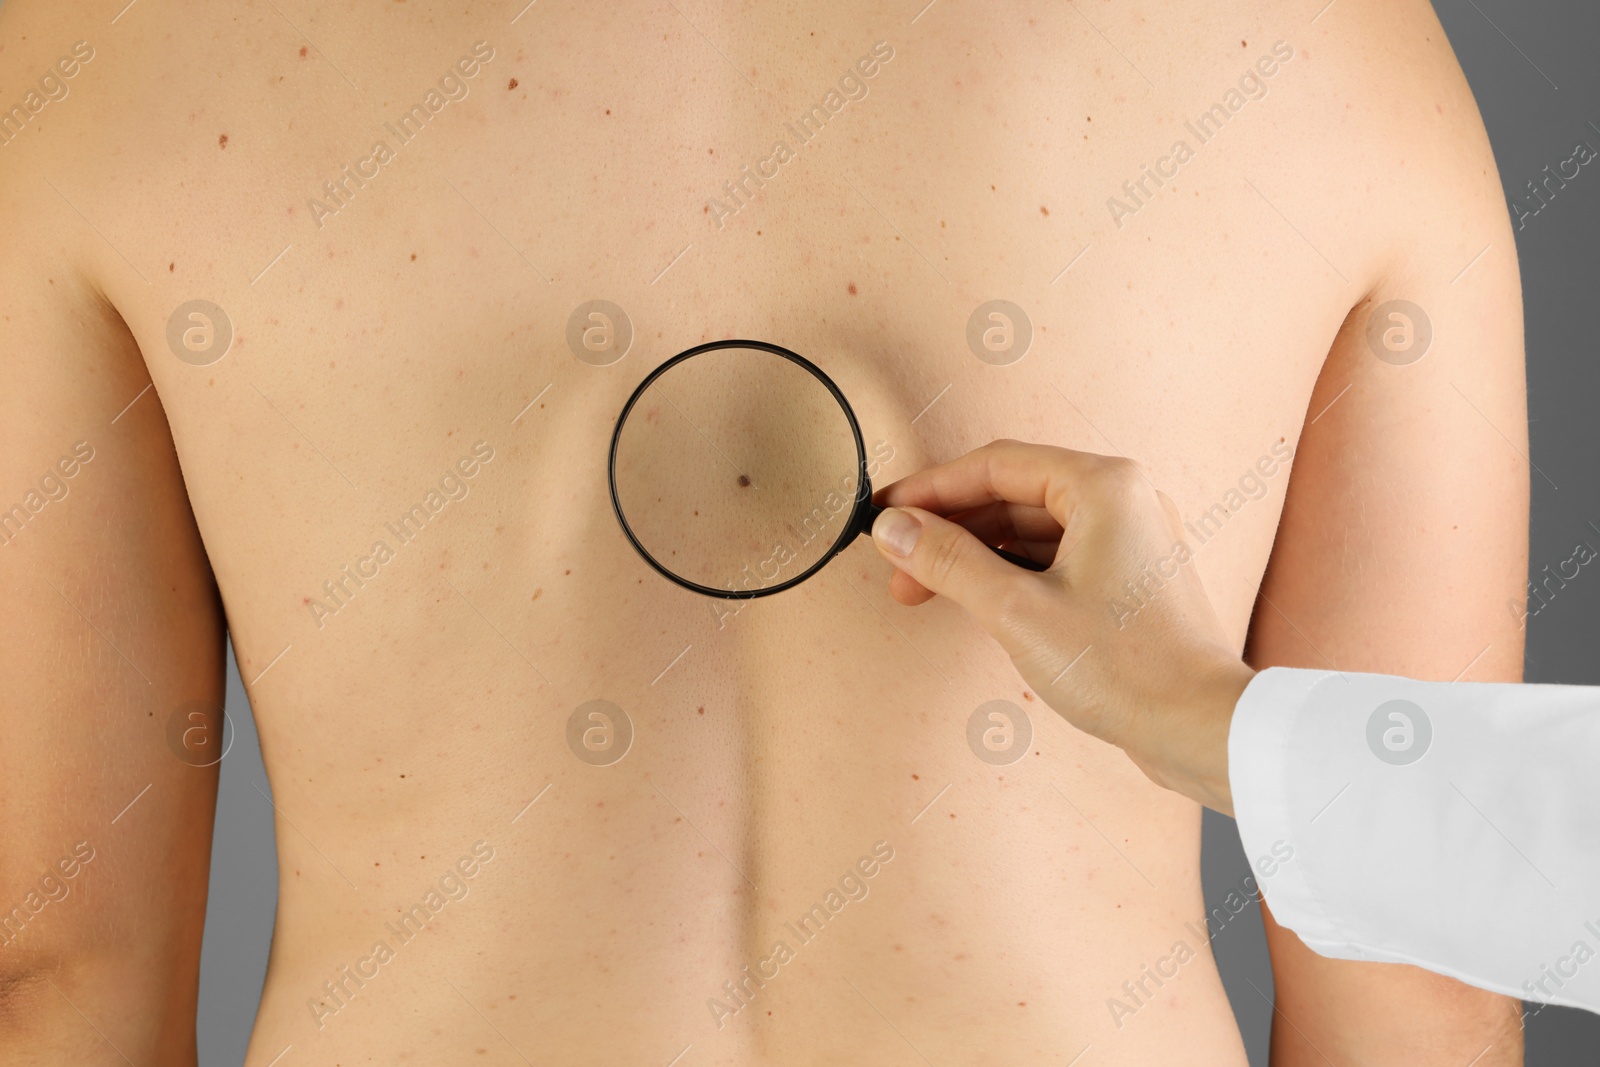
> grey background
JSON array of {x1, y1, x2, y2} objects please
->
[{"x1": 196, "y1": 1, "x2": 1600, "y2": 1062}]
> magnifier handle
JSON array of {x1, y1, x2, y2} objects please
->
[
  {"x1": 858, "y1": 503, "x2": 1049, "y2": 572},
  {"x1": 992, "y1": 545, "x2": 1050, "y2": 573}
]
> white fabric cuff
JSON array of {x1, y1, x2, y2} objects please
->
[{"x1": 1228, "y1": 666, "x2": 1600, "y2": 1013}]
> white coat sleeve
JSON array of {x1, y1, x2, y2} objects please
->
[{"x1": 1228, "y1": 666, "x2": 1600, "y2": 1013}]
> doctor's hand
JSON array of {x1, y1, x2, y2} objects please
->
[{"x1": 870, "y1": 440, "x2": 1254, "y2": 816}]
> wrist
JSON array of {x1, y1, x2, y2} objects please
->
[{"x1": 1129, "y1": 657, "x2": 1252, "y2": 817}]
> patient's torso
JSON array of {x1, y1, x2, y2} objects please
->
[{"x1": 32, "y1": 2, "x2": 1377, "y2": 1061}]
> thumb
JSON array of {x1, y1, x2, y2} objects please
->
[{"x1": 870, "y1": 506, "x2": 1030, "y2": 623}]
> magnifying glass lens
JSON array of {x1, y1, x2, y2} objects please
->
[{"x1": 611, "y1": 345, "x2": 863, "y2": 595}]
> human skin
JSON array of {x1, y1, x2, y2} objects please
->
[
  {"x1": 0, "y1": 0, "x2": 1526, "y2": 1064},
  {"x1": 869, "y1": 441, "x2": 1254, "y2": 818}
]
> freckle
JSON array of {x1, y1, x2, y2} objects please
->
[
  {"x1": 299, "y1": 46, "x2": 307, "y2": 57},
  {"x1": 605, "y1": 108, "x2": 611, "y2": 115},
  {"x1": 949, "y1": 812, "x2": 956, "y2": 818},
  {"x1": 531, "y1": 588, "x2": 543, "y2": 601},
  {"x1": 848, "y1": 282, "x2": 857, "y2": 295},
  {"x1": 565, "y1": 569, "x2": 571, "y2": 575},
  {"x1": 1018, "y1": 1001, "x2": 1027, "y2": 1007},
  {"x1": 911, "y1": 773, "x2": 919, "y2": 779},
  {"x1": 1040, "y1": 205, "x2": 1049, "y2": 216},
  {"x1": 218, "y1": 133, "x2": 228, "y2": 148},
  {"x1": 1241, "y1": 39, "x2": 1247, "y2": 47},
  {"x1": 697, "y1": 706, "x2": 705, "y2": 715},
  {"x1": 410, "y1": 253, "x2": 417, "y2": 261},
  {"x1": 168, "y1": 262, "x2": 175, "y2": 272},
  {"x1": 1023, "y1": 691, "x2": 1034, "y2": 701},
  {"x1": 703, "y1": 205, "x2": 709, "y2": 213},
  {"x1": 508, "y1": 77, "x2": 518, "y2": 90}
]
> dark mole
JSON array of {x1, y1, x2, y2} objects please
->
[
  {"x1": 218, "y1": 133, "x2": 228, "y2": 148},
  {"x1": 737, "y1": 474, "x2": 751, "y2": 487},
  {"x1": 508, "y1": 77, "x2": 518, "y2": 90}
]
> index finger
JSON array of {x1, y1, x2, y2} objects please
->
[{"x1": 875, "y1": 439, "x2": 1120, "y2": 518}]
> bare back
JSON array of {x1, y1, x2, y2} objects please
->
[{"x1": 0, "y1": 2, "x2": 1530, "y2": 1064}]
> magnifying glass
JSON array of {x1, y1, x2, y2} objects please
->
[{"x1": 607, "y1": 339, "x2": 1048, "y2": 600}]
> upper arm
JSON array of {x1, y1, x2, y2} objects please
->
[
  {"x1": 1246, "y1": 5, "x2": 1528, "y2": 1064},
  {"x1": 0, "y1": 159, "x2": 225, "y2": 1059}
]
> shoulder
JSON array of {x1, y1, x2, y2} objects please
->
[{"x1": 1281, "y1": 0, "x2": 1514, "y2": 281}]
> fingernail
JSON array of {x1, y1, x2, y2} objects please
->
[{"x1": 872, "y1": 507, "x2": 922, "y2": 558}]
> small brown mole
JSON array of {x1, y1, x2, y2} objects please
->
[{"x1": 737, "y1": 474, "x2": 751, "y2": 487}]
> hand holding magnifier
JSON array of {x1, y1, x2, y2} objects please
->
[{"x1": 608, "y1": 339, "x2": 1048, "y2": 600}]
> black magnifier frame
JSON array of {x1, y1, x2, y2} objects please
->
[{"x1": 608, "y1": 338, "x2": 1047, "y2": 601}]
